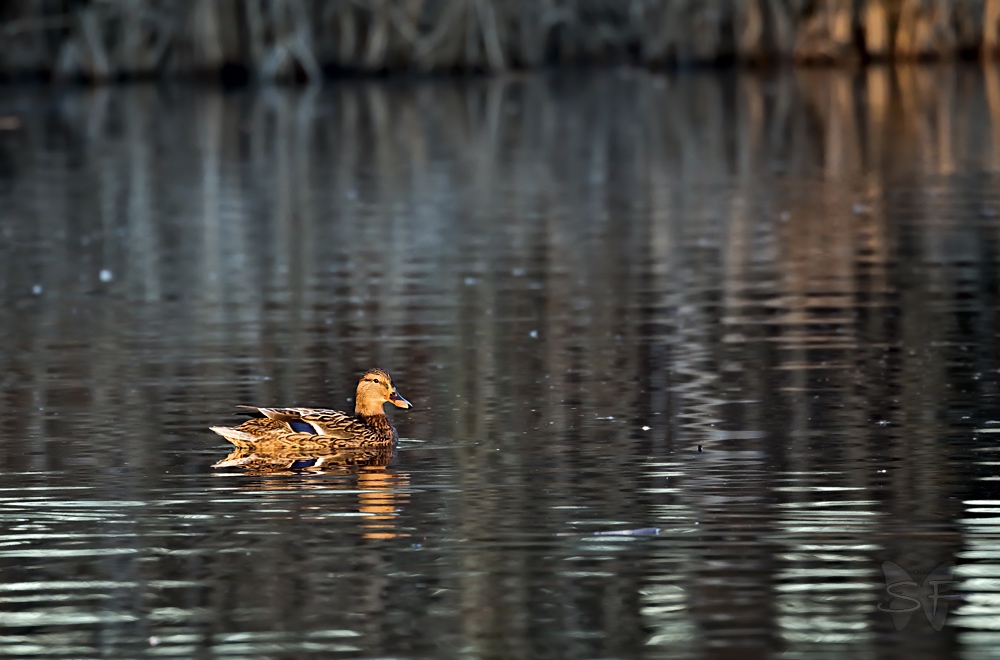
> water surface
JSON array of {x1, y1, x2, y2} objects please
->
[{"x1": 1, "y1": 66, "x2": 1000, "y2": 657}]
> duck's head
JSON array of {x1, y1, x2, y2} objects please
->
[{"x1": 355, "y1": 368, "x2": 412, "y2": 416}]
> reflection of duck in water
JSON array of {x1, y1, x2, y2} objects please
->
[
  {"x1": 212, "y1": 443, "x2": 396, "y2": 474},
  {"x1": 210, "y1": 369, "x2": 412, "y2": 470}
]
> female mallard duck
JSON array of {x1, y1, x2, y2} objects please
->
[{"x1": 210, "y1": 368, "x2": 411, "y2": 450}]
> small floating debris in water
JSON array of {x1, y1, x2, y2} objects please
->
[
  {"x1": 556, "y1": 527, "x2": 662, "y2": 538},
  {"x1": 597, "y1": 415, "x2": 614, "y2": 420},
  {"x1": 99, "y1": 269, "x2": 113, "y2": 282},
  {"x1": 875, "y1": 419, "x2": 891, "y2": 426},
  {"x1": 464, "y1": 276, "x2": 478, "y2": 286},
  {"x1": 697, "y1": 445, "x2": 703, "y2": 452},
  {"x1": 529, "y1": 330, "x2": 538, "y2": 338},
  {"x1": 31, "y1": 284, "x2": 42, "y2": 295},
  {"x1": 511, "y1": 267, "x2": 526, "y2": 277},
  {"x1": 974, "y1": 428, "x2": 1000, "y2": 433},
  {"x1": 593, "y1": 527, "x2": 660, "y2": 536},
  {"x1": 642, "y1": 425, "x2": 651, "y2": 431}
]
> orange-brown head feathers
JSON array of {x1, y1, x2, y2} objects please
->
[{"x1": 355, "y1": 368, "x2": 412, "y2": 417}]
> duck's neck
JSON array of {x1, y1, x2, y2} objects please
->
[
  {"x1": 356, "y1": 412, "x2": 395, "y2": 436},
  {"x1": 355, "y1": 399, "x2": 396, "y2": 437},
  {"x1": 355, "y1": 398, "x2": 386, "y2": 418}
]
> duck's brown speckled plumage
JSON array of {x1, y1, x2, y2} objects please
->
[{"x1": 210, "y1": 368, "x2": 411, "y2": 451}]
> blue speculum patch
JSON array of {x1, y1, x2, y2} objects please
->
[
  {"x1": 288, "y1": 459, "x2": 318, "y2": 469},
  {"x1": 287, "y1": 420, "x2": 316, "y2": 434}
]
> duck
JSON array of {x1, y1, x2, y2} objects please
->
[{"x1": 210, "y1": 368, "x2": 412, "y2": 450}]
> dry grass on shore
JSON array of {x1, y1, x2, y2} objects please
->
[{"x1": 3, "y1": 0, "x2": 1000, "y2": 82}]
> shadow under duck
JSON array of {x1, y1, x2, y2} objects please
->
[{"x1": 210, "y1": 368, "x2": 412, "y2": 451}]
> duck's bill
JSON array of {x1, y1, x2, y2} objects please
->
[{"x1": 389, "y1": 392, "x2": 412, "y2": 409}]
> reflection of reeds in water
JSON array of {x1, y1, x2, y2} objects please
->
[
  {"x1": 9, "y1": 1, "x2": 1000, "y2": 81},
  {"x1": 0, "y1": 66, "x2": 995, "y2": 494},
  {"x1": 355, "y1": 470, "x2": 410, "y2": 539},
  {"x1": 0, "y1": 66, "x2": 997, "y2": 653},
  {"x1": 220, "y1": 455, "x2": 411, "y2": 539}
]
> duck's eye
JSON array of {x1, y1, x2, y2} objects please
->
[{"x1": 372, "y1": 378, "x2": 380, "y2": 384}]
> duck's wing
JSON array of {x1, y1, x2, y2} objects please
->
[
  {"x1": 239, "y1": 406, "x2": 370, "y2": 439},
  {"x1": 210, "y1": 417, "x2": 319, "y2": 448}
]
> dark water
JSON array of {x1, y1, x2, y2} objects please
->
[{"x1": 1, "y1": 65, "x2": 1000, "y2": 658}]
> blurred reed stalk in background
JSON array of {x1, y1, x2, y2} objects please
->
[{"x1": 3, "y1": 0, "x2": 1000, "y2": 83}]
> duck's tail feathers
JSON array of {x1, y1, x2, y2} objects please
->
[
  {"x1": 236, "y1": 405, "x2": 264, "y2": 416},
  {"x1": 209, "y1": 426, "x2": 258, "y2": 449}
]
